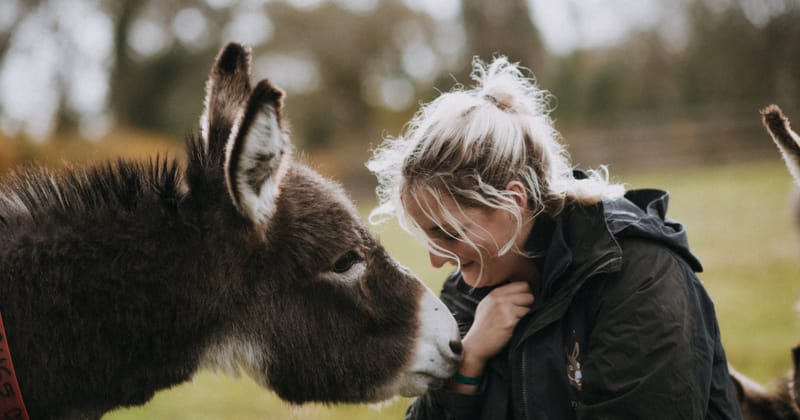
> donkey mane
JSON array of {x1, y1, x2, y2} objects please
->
[
  {"x1": 0, "y1": 122, "x2": 237, "y2": 230},
  {"x1": 0, "y1": 156, "x2": 185, "y2": 229}
]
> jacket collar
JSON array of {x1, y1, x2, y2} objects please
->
[
  {"x1": 605, "y1": 188, "x2": 702, "y2": 272},
  {"x1": 513, "y1": 201, "x2": 623, "y2": 348}
]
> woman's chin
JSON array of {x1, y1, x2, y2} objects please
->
[
  {"x1": 460, "y1": 266, "x2": 510, "y2": 288},
  {"x1": 459, "y1": 263, "x2": 480, "y2": 285}
]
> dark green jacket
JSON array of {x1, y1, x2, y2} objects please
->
[{"x1": 406, "y1": 189, "x2": 743, "y2": 420}]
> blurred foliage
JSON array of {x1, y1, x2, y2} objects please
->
[
  {"x1": 545, "y1": 1, "x2": 800, "y2": 120},
  {"x1": 459, "y1": 0, "x2": 545, "y2": 80},
  {"x1": 2, "y1": 0, "x2": 799, "y2": 186}
]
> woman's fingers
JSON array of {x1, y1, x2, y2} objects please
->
[
  {"x1": 463, "y1": 280, "x2": 536, "y2": 362},
  {"x1": 493, "y1": 280, "x2": 531, "y2": 295},
  {"x1": 489, "y1": 281, "x2": 534, "y2": 307}
]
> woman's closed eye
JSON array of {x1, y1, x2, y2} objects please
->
[{"x1": 430, "y1": 227, "x2": 461, "y2": 242}]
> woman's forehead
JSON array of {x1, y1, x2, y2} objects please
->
[
  {"x1": 403, "y1": 187, "x2": 481, "y2": 229},
  {"x1": 402, "y1": 187, "x2": 450, "y2": 221}
]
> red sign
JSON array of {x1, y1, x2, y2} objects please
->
[{"x1": 0, "y1": 312, "x2": 29, "y2": 420}]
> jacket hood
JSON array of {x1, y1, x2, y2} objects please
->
[
  {"x1": 604, "y1": 189, "x2": 703, "y2": 272},
  {"x1": 514, "y1": 187, "x2": 701, "y2": 346}
]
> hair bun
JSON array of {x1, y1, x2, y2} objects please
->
[{"x1": 484, "y1": 92, "x2": 514, "y2": 111}]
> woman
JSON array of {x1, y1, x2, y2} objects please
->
[{"x1": 367, "y1": 57, "x2": 742, "y2": 419}]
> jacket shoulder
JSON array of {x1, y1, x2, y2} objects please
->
[{"x1": 589, "y1": 237, "x2": 696, "y2": 315}]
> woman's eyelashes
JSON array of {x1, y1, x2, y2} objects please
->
[{"x1": 430, "y1": 226, "x2": 461, "y2": 242}]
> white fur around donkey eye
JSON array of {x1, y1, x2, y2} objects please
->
[
  {"x1": 332, "y1": 251, "x2": 361, "y2": 273},
  {"x1": 323, "y1": 251, "x2": 365, "y2": 283}
]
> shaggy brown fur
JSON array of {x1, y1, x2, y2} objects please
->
[
  {"x1": 0, "y1": 43, "x2": 444, "y2": 419},
  {"x1": 729, "y1": 347, "x2": 800, "y2": 420}
]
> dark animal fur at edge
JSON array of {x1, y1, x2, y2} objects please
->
[
  {"x1": 0, "y1": 42, "x2": 425, "y2": 419},
  {"x1": 730, "y1": 105, "x2": 800, "y2": 419}
]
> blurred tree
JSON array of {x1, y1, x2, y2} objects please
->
[
  {"x1": 667, "y1": 0, "x2": 800, "y2": 121},
  {"x1": 584, "y1": 62, "x2": 626, "y2": 121},
  {"x1": 548, "y1": 0, "x2": 800, "y2": 120},
  {"x1": 620, "y1": 31, "x2": 681, "y2": 113},
  {"x1": 107, "y1": 0, "x2": 220, "y2": 135},
  {"x1": 0, "y1": 1, "x2": 41, "y2": 58},
  {"x1": 260, "y1": 1, "x2": 445, "y2": 148},
  {"x1": 459, "y1": 0, "x2": 546, "y2": 78},
  {"x1": 0, "y1": 0, "x2": 454, "y2": 147},
  {"x1": 3, "y1": 0, "x2": 800, "y2": 175},
  {"x1": 547, "y1": 52, "x2": 589, "y2": 122},
  {"x1": 0, "y1": 0, "x2": 116, "y2": 139},
  {"x1": 679, "y1": 2, "x2": 764, "y2": 110},
  {"x1": 759, "y1": 5, "x2": 800, "y2": 106}
]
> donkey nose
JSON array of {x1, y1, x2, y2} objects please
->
[{"x1": 449, "y1": 340, "x2": 463, "y2": 355}]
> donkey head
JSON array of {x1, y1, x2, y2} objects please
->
[{"x1": 188, "y1": 43, "x2": 461, "y2": 404}]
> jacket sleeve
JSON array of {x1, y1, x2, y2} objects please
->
[
  {"x1": 576, "y1": 239, "x2": 742, "y2": 419},
  {"x1": 405, "y1": 389, "x2": 484, "y2": 420}
]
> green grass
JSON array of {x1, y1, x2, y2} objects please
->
[{"x1": 105, "y1": 160, "x2": 799, "y2": 419}]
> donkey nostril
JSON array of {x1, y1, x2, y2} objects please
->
[{"x1": 449, "y1": 340, "x2": 463, "y2": 355}]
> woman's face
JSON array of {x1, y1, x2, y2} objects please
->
[{"x1": 404, "y1": 187, "x2": 534, "y2": 287}]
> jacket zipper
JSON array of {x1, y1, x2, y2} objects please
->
[
  {"x1": 515, "y1": 260, "x2": 620, "y2": 419},
  {"x1": 520, "y1": 350, "x2": 530, "y2": 420}
]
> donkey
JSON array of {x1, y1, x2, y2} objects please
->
[
  {"x1": 726, "y1": 104, "x2": 800, "y2": 419},
  {"x1": 0, "y1": 42, "x2": 462, "y2": 420}
]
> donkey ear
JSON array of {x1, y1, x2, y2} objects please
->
[
  {"x1": 201, "y1": 42, "x2": 252, "y2": 154},
  {"x1": 224, "y1": 79, "x2": 291, "y2": 226},
  {"x1": 762, "y1": 104, "x2": 800, "y2": 184}
]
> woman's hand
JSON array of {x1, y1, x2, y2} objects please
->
[{"x1": 450, "y1": 281, "x2": 534, "y2": 393}]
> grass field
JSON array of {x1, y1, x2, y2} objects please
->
[{"x1": 97, "y1": 159, "x2": 800, "y2": 419}]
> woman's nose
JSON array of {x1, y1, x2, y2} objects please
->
[{"x1": 429, "y1": 252, "x2": 450, "y2": 268}]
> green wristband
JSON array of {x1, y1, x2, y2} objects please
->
[{"x1": 453, "y1": 372, "x2": 482, "y2": 386}]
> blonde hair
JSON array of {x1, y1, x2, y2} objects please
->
[{"x1": 367, "y1": 56, "x2": 624, "y2": 279}]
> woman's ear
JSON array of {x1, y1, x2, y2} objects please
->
[{"x1": 505, "y1": 181, "x2": 528, "y2": 210}]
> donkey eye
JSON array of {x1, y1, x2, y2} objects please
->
[{"x1": 332, "y1": 251, "x2": 362, "y2": 274}]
